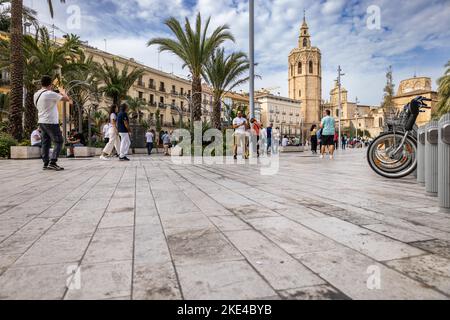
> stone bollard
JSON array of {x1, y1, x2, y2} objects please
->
[
  {"x1": 417, "y1": 126, "x2": 426, "y2": 184},
  {"x1": 438, "y1": 113, "x2": 450, "y2": 208},
  {"x1": 425, "y1": 121, "x2": 439, "y2": 195}
]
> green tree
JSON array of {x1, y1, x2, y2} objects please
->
[
  {"x1": 155, "y1": 108, "x2": 161, "y2": 133},
  {"x1": 147, "y1": 13, "x2": 234, "y2": 122},
  {"x1": 436, "y1": 60, "x2": 450, "y2": 116},
  {"x1": 202, "y1": 48, "x2": 249, "y2": 129},
  {"x1": 125, "y1": 96, "x2": 150, "y2": 122},
  {"x1": 381, "y1": 65, "x2": 395, "y2": 118},
  {"x1": 22, "y1": 28, "x2": 82, "y2": 136},
  {"x1": 96, "y1": 59, "x2": 144, "y2": 106},
  {"x1": 7, "y1": 0, "x2": 65, "y2": 140}
]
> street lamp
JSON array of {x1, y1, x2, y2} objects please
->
[{"x1": 337, "y1": 65, "x2": 345, "y2": 150}]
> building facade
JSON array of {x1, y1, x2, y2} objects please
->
[
  {"x1": 288, "y1": 15, "x2": 322, "y2": 128},
  {"x1": 258, "y1": 93, "x2": 303, "y2": 137},
  {"x1": 392, "y1": 77, "x2": 438, "y2": 127}
]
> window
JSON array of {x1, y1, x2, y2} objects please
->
[
  {"x1": 309, "y1": 61, "x2": 313, "y2": 74},
  {"x1": 379, "y1": 118, "x2": 383, "y2": 127},
  {"x1": 180, "y1": 88, "x2": 184, "y2": 95},
  {"x1": 180, "y1": 101, "x2": 184, "y2": 109},
  {"x1": 298, "y1": 62, "x2": 302, "y2": 74},
  {"x1": 299, "y1": 90, "x2": 301, "y2": 97},
  {"x1": 290, "y1": 65, "x2": 294, "y2": 76},
  {"x1": 160, "y1": 96, "x2": 164, "y2": 104},
  {"x1": 149, "y1": 79, "x2": 154, "y2": 88},
  {"x1": 336, "y1": 109, "x2": 339, "y2": 117},
  {"x1": 159, "y1": 82, "x2": 165, "y2": 91},
  {"x1": 172, "y1": 99, "x2": 175, "y2": 106},
  {"x1": 150, "y1": 94, "x2": 154, "y2": 104},
  {"x1": 138, "y1": 91, "x2": 143, "y2": 99},
  {"x1": 138, "y1": 75, "x2": 143, "y2": 86},
  {"x1": 172, "y1": 85, "x2": 176, "y2": 93},
  {"x1": 303, "y1": 38, "x2": 307, "y2": 47}
]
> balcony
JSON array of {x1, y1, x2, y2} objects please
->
[
  {"x1": 137, "y1": 81, "x2": 145, "y2": 87},
  {"x1": 275, "y1": 111, "x2": 280, "y2": 114},
  {"x1": 289, "y1": 113, "x2": 293, "y2": 116},
  {"x1": 158, "y1": 102, "x2": 166, "y2": 108},
  {"x1": 282, "y1": 112, "x2": 286, "y2": 115},
  {"x1": 170, "y1": 90, "x2": 179, "y2": 96},
  {"x1": 159, "y1": 87, "x2": 166, "y2": 93},
  {"x1": 149, "y1": 102, "x2": 156, "y2": 107},
  {"x1": 149, "y1": 84, "x2": 156, "y2": 90}
]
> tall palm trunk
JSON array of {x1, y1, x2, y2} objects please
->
[
  {"x1": 192, "y1": 76, "x2": 202, "y2": 121},
  {"x1": 24, "y1": 87, "x2": 37, "y2": 137},
  {"x1": 212, "y1": 98, "x2": 221, "y2": 130},
  {"x1": 8, "y1": 0, "x2": 24, "y2": 140}
]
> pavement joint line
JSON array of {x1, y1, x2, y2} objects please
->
[
  {"x1": 0, "y1": 165, "x2": 111, "y2": 244},
  {"x1": 60, "y1": 166, "x2": 127, "y2": 300},
  {"x1": 188, "y1": 164, "x2": 449, "y2": 298},
  {"x1": 0, "y1": 167, "x2": 113, "y2": 277},
  {"x1": 142, "y1": 164, "x2": 185, "y2": 300}
]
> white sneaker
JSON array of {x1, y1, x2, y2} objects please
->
[
  {"x1": 100, "y1": 155, "x2": 110, "y2": 161},
  {"x1": 330, "y1": 155, "x2": 334, "y2": 160},
  {"x1": 320, "y1": 155, "x2": 324, "y2": 159}
]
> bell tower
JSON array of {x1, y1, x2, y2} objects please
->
[{"x1": 288, "y1": 12, "x2": 322, "y2": 127}]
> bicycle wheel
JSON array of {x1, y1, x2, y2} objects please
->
[{"x1": 367, "y1": 132, "x2": 417, "y2": 179}]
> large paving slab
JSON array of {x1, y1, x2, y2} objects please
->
[{"x1": 0, "y1": 149, "x2": 449, "y2": 300}]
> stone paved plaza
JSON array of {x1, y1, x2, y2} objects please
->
[{"x1": 0, "y1": 149, "x2": 449, "y2": 300}]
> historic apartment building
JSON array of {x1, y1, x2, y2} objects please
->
[{"x1": 257, "y1": 93, "x2": 303, "y2": 135}]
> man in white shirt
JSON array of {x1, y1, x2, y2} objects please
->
[
  {"x1": 232, "y1": 111, "x2": 248, "y2": 160},
  {"x1": 30, "y1": 128, "x2": 42, "y2": 147},
  {"x1": 145, "y1": 129, "x2": 154, "y2": 155},
  {"x1": 34, "y1": 75, "x2": 70, "y2": 171},
  {"x1": 102, "y1": 122, "x2": 111, "y2": 143}
]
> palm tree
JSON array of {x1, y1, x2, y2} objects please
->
[
  {"x1": 22, "y1": 28, "x2": 82, "y2": 136},
  {"x1": 203, "y1": 48, "x2": 249, "y2": 129},
  {"x1": 125, "y1": 96, "x2": 149, "y2": 122},
  {"x1": 96, "y1": 59, "x2": 144, "y2": 106},
  {"x1": 63, "y1": 53, "x2": 100, "y2": 132},
  {"x1": 7, "y1": 0, "x2": 65, "y2": 140},
  {"x1": 436, "y1": 60, "x2": 450, "y2": 116},
  {"x1": 147, "y1": 13, "x2": 234, "y2": 122}
]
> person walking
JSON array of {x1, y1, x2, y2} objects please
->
[
  {"x1": 100, "y1": 105, "x2": 120, "y2": 160},
  {"x1": 145, "y1": 128, "x2": 154, "y2": 155},
  {"x1": 250, "y1": 118, "x2": 261, "y2": 157},
  {"x1": 334, "y1": 131, "x2": 339, "y2": 150},
  {"x1": 35, "y1": 75, "x2": 70, "y2": 171},
  {"x1": 117, "y1": 103, "x2": 131, "y2": 161},
  {"x1": 266, "y1": 123, "x2": 273, "y2": 154},
  {"x1": 272, "y1": 126, "x2": 281, "y2": 154},
  {"x1": 232, "y1": 111, "x2": 248, "y2": 160},
  {"x1": 102, "y1": 121, "x2": 110, "y2": 144},
  {"x1": 310, "y1": 124, "x2": 318, "y2": 154},
  {"x1": 162, "y1": 131, "x2": 171, "y2": 156},
  {"x1": 342, "y1": 134, "x2": 347, "y2": 150},
  {"x1": 320, "y1": 109, "x2": 336, "y2": 159}
]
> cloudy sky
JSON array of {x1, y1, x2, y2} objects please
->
[{"x1": 24, "y1": 0, "x2": 450, "y2": 105}]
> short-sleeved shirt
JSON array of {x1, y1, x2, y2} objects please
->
[
  {"x1": 31, "y1": 130, "x2": 41, "y2": 145},
  {"x1": 162, "y1": 134, "x2": 171, "y2": 144},
  {"x1": 102, "y1": 124, "x2": 110, "y2": 138},
  {"x1": 117, "y1": 112, "x2": 129, "y2": 133},
  {"x1": 233, "y1": 117, "x2": 247, "y2": 134},
  {"x1": 145, "y1": 132, "x2": 154, "y2": 143},
  {"x1": 34, "y1": 89, "x2": 63, "y2": 124},
  {"x1": 321, "y1": 116, "x2": 335, "y2": 136}
]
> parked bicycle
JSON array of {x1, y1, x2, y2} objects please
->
[{"x1": 367, "y1": 96, "x2": 432, "y2": 178}]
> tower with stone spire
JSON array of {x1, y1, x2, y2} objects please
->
[{"x1": 288, "y1": 12, "x2": 322, "y2": 127}]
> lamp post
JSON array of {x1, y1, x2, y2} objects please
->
[
  {"x1": 249, "y1": 0, "x2": 255, "y2": 119},
  {"x1": 337, "y1": 66, "x2": 345, "y2": 150}
]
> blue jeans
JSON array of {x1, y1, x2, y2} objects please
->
[
  {"x1": 146, "y1": 142, "x2": 153, "y2": 155},
  {"x1": 39, "y1": 123, "x2": 63, "y2": 164}
]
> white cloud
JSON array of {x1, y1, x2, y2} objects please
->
[{"x1": 25, "y1": 0, "x2": 450, "y2": 105}]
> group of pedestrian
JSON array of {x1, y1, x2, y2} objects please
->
[
  {"x1": 232, "y1": 111, "x2": 281, "y2": 159},
  {"x1": 100, "y1": 104, "x2": 132, "y2": 161},
  {"x1": 309, "y1": 109, "x2": 336, "y2": 159}
]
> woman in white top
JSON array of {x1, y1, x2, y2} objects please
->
[{"x1": 100, "y1": 105, "x2": 121, "y2": 160}]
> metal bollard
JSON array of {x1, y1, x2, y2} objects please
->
[
  {"x1": 425, "y1": 121, "x2": 439, "y2": 195},
  {"x1": 417, "y1": 126, "x2": 426, "y2": 184},
  {"x1": 438, "y1": 113, "x2": 450, "y2": 208}
]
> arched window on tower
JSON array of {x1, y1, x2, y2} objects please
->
[
  {"x1": 299, "y1": 90, "x2": 301, "y2": 97},
  {"x1": 298, "y1": 62, "x2": 302, "y2": 74},
  {"x1": 379, "y1": 118, "x2": 383, "y2": 127},
  {"x1": 290, "y1": 65, "x2": 293, "y2": 76},
  {"x1": 303, "y1": 38, "x2": 307, "y2": 48},
  {"x1": 309, "y1": 61, "x2": 313, "y2": 74}
]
